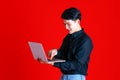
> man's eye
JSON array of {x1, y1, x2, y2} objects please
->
[
  {"x1": 67, "y1": 24, "x2": 70, "y2": 26},
  {"x1": 64, "y1": 23, "x2": 66, "y2": 26}
]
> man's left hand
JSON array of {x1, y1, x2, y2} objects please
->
[{"x1": 47, "y1": 62, "x2": 55, "y2": 65}]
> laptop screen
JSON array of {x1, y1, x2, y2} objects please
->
[{"x1": 28, "y1": 42, "x2": 48, "y2": 62}]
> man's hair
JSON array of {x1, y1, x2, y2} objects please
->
[{"x1": 61, "y1": 7, "x2": 81, "y2": 20}]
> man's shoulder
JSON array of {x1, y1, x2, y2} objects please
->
[
  {"x1": 63, "y1": 34, "x2": 71, "y2": 40},
  {"x1": 77, "y1": 32, "x2": 92, "y2": 43}
]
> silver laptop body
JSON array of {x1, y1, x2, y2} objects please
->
[{"x1": 28, "y1": 42, "x2": 65, "y2": 63}]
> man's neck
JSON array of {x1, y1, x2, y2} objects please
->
[
  {"x1": 76, "y1": 25, "x2": 82, "y2": 32},
  {"x1": 70, "y1": 25, "x2": 82, "y2": 34}
]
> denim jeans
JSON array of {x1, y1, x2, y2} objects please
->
[{"x1": 60, "y1": 74, "x2": 86, "y2": 80}]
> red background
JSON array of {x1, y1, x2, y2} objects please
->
[{"x1": 0, "y1": 0, "x2": 120, "y2": 80}]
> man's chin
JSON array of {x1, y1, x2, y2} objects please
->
[{"x1": 69, "y1": 32, "x2": 73, "y2": 34}]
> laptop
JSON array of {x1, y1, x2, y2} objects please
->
[{"x1": 28, "y1": 41, "x2": 65, "y2": 63}]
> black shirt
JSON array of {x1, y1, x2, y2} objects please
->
[{"x1": 54, "y1": 29, "x2": 93, "y2": 75}]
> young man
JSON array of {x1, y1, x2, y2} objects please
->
[{"x1": 39, "y1": 7, "x2": 93, "y2": 80}]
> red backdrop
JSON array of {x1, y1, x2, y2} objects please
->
[{"x1": 0, "y1": 0, "x2": 119, "y2": 80}]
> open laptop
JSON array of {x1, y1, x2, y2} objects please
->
[{"x1": 28, "y1": 41, "x2": 65, "y2": 63}]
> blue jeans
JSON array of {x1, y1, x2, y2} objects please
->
[{"x1": 60, "y1": 74, "x2": 86, "y2": 80}]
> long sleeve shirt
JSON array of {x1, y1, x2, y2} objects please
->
[{"x1": 53, "y1": 29, "x2": 93, "y2": 75}]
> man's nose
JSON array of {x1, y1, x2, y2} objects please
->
[{"x1": 65, "y1": 25, "x2": 69, "y2": 30}]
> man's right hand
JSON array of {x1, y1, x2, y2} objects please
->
[{"x1": 48, "y1": 49, "x2": 57, "y2": 60}]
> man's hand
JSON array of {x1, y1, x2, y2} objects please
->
[
  {"x1": 37, "y1": 58, "x2": 46, "y2": 64},
  {"x1": 48, "y1": 49, "x2": 57, "y2": 60},
  {"x1": 47, "y1": 62, "x2": 55, "y2": 65},
  {"x1": 37, "y1": 58, "x2": 55, "y2": 65}
]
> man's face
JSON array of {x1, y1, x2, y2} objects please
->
[{"x1": 63, "y1": 19, "x2": 78, "y2": 34}]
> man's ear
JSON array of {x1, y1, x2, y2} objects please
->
[{"x1": 75, "y1": 19, "x2": 80, "y2": 24}]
